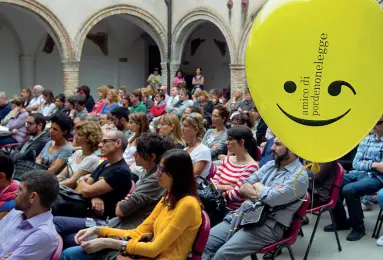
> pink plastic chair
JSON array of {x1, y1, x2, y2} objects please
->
[
  {"x1": 129, "y1": 180, "x2": 136, "y2": 195},
  {"x1": 303, "y1": 163, "x2": 345, "y2": 259},
  {"x1": 207, "y1": 163, "x2": 217, "y2": 180},
  {"x1": 0, "y1": 143, "x2": 20, "y2": 153},
  {"x1": 188, "y1": 210, "x2": 211, "y2": 260},
  {"x1": 255, "y1": 146, "x2": 262, "y2": 162},
  {"x1": 251, "y1": 192, "x2": 311, "y2": 260},
  {"x1": 50, "y1": 234, "x2": 63, "y2": 260}
]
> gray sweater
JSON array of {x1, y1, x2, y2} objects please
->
[
  {"x1": 202, "y1": 128, "x2": 227, "y2": 160},
  {"x1": 107, "y1": 169, "x2": 165, "y2": 229}
]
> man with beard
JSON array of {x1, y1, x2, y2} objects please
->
[
  {"x1": 110, "y1": 107, "x2": 132, "y2": 140},
  {"x1": 10, "y1": 113, "x2": 50, "y2": 161},
  {"x1": 0, "y1": 170, "x2": 59, "y2": 259},
  {"x1": 202, "y1": 137, "x2": 308, "y2": 260}
]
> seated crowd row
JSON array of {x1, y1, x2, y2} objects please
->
[{"x1": 0, "y1": 84, "x2": 382, "y2": 259}]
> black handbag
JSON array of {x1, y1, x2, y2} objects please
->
[
  {"x1": 51, "y1": 185, "x2": 91, "y2": 218},
  {"x1": 12, "y1": 159, "x2": 48, "y2": 181},
  {"x1": 197, "y1": 177, "x2": 227, "y2": 227}
]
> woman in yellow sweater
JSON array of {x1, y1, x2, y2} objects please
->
[{"x1": 60, "y1": 149, "x2": 202, "y2": 260}]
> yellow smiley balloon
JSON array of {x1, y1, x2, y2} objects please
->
[{"x1": 246, "y1": 0, "x2": 383, "y2": 162}]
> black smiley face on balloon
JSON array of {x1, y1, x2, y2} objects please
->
[{"x1": 277, "y1": 80, "x2": 357, "y2": 126}]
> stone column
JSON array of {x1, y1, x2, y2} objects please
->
[
  {"x1": 160, "y1": 61, "x2": 168, "y2": 86},
  {"x1": 230, "y1": 64, "x2": 247, "y2": 97},
  {"x1": 20, "y1": 55, "x2": 36, "y2": 89},
  {"x1": 62, "y1": 61, "x2": 80, "y2": 96}
]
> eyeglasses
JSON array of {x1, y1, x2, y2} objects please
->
[
  {"x1": 157, "y1": 165, "x2": 167, "y2": 176},
  {"x1": 100, "y1": 139, "x2": 118, "y2": 145},
  {"x1": 25, "y1": 122, "x2": 36, "y2": 126},
  {"x1": 377, "y1": 121, "x2": 383, "y2": 126}
]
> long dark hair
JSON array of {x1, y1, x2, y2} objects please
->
[{"x1": 161, "y1": 149, "x2": 198, "y2": 209}]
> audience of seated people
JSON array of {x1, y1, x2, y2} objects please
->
[
  {"x1": 202, "y1": 137, "x2": 309, "y2": 260},
  {"x1": 0, "y1": 154, "x2": 18, "y2": 219},
  {"x1": 3, "y1": 83, "x2": 383, "y2": 259},
  {"x1": 0, "y1": 170, "x2": 60, "y2": 259},
  {"x1": 60, "y1": 149, "x2": 202, "y2": 260}
]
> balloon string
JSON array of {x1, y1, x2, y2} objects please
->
[{"x1": 293, "y1": 162, "x2": 320, "y2": 198}]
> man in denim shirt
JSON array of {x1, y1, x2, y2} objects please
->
[
  {"x1": 325, "y1": 115, "x2": 383, "y2": 241},
  {"x1": 202, "y1": 137, "x2": 308, "y2": 260}
]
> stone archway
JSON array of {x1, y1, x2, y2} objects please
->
[
  {"x1": 73, "y1": 5, "x2": 167, "y2": 63},
  {"x1": 0, "y1": 0, "x2": 72, "y2": 61},
  {"x1": 172, "y1": 7, "x2": 236, "y2": 66}
]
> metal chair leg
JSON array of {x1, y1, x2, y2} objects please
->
[
  {"x1": 299, "y1": 227, "x2": 304, "y2": 237},
  {"x1": 372, "y1": 209, "x2": 382, "y2": 238},
  {"x1": 376, "y1": 212, "x2": 383, "y2": 240},
  {"x1": 303, "y1": 211, "x2": 322, "y2": 260},
  {"x1": 251, "y1": 254, "x2": 258, "y2": 260},
  {"x1": 283, "y1": 244, "x2": 295, "y2": 260},
  {"x1": 329, "y1": 209, "x2": 342, "y2": 252}
]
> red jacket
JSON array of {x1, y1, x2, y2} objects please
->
[{"x1": 150, "y1": 103, "x2": 167, "y2": 117}]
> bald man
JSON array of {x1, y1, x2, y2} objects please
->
[{"x1": 0, "y1": 92, "x2": 11, "y2": 121}]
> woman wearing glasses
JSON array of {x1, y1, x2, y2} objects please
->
[{"x1": 61, "y1": 149, "x2": 202, "y2": 260}]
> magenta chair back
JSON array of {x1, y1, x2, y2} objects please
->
[
  {"x1": 251, "y1": 192, "x2": 311, "y2": 260},
  {"x1": 50, "y1": 234, "x2": 63, "y2": 260},
  {"x1": 129, "y1": 180, "x2": 136, "y2": 195},
  {"x1": 188, "y1": 210, "x2": 211, "y2": 260},
  {"x1": 207, "y1": 163, "x2": 217, "y2": 180}
]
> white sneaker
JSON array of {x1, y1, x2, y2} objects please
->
[{"x1": 377, "y1": 235, "x2": 383, "y2": 246}]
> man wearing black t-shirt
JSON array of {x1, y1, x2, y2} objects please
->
[
  {"x1": 53, "y1": 131, "x2": 132, "y2": 248},
  {"x1": 76, "y1": 130, "x2": 132, "y2": 218}
]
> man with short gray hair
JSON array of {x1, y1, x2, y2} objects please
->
[
  {"x1": 165, "y1": 88, "x2": 191, "y2": 117},
  {"x1": 0, "y1": 92, "x2": 11, "y2": 121},
  {"x1": 27, "y1": 85, "x2": 44, "y2": 112},
  {"x1": 52, "y1": 130, "x2": 132, "y2": 219}
]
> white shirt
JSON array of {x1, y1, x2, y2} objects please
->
[
  {"x1": 185, "y1": 143, "x2": 212, "y2": 179},
  {"x1": 40, "y1": 103, "x2": 56, "y2": 117},
  {"x1": 67, "y1": 150, "x2": 99, "y2": 177},
  {"x1": 29, "y1": 95, "x2": 44, "y2": 108}
]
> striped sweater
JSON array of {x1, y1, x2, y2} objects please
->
[{"x1": 212, "y1": 156, "x2": 258, "y2": 210}]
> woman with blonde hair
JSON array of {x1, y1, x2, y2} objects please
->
[
  {"x1": 56, "y1": 121, "x2": 102, "y2": 189},
  {"x1": 90, "y1": 85, "x2": 109, "y2": 115},
  {"x1": 158, "y1": 113, "x2": 186, "y2": 149},
  {"x1": 182, "y1": 112, "x2": 212, "y2": 178},
  {"x1": 99, "y1": 89, "x2": 119, "y2": 115}
]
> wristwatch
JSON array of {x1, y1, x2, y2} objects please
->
[{"x1": 120, "y1": 240, "x2": 129, "y2": 256}]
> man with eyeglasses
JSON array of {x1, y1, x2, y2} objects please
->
[
  {"x1": 9, "y1": 113, "x2": 50, "y2": 162},
  {"x1": 53, "y1": 130, "x2": 132, "y2": 247},
  {"x1": 325, "y1": 115, "x2": 383, "y2": 241}
]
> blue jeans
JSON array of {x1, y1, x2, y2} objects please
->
[
  {"x1": 60, "y1": 246, "x2": 97, "y2": 260},
  {"x1": 377, "y1": 189, "x2": 383, "y2": 209},
  {"x1": 333, "y1": 171, "x2": 383, "y2": 229},
  {"x1": 0, "y1": 200, "x2": 14, "y2": 213},
  {"x1": 54, "y1": 216, "x2": 86, "y2": 249},
  {"x1": 0, "y1": 136, "x2": 17, "y2": 146}
]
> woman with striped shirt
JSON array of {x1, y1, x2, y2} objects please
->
[{"x1": 212, "y1": 126, "x2": 259, "y2": 211}]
